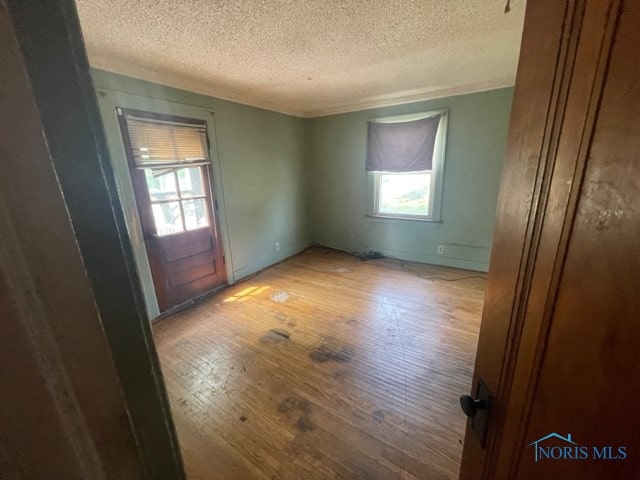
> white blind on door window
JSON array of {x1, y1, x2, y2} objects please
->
[{"x1": 125, "y1": 116, "x2": 210, "y2": 167}]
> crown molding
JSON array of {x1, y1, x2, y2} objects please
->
[
  {"x1": 89, "y1": 56, "x2": 514, "y2": 119},
  {"x1": 89, "y1": 55, "x2": 308, "y2": 117},
  {"x1": 301, "y1": 79, "x2": 515, "y2": 118}
]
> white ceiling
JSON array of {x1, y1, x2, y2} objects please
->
[{"x1": 76, "y1": 0, "x2": 525, "y2": 118}]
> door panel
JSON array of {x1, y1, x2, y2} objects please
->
[
  {"x1": 119, "y1": 111, "x2": 227, "y2": 312},
  {"x1": 461, "y1": 1, "x2": 639, "y2": 478},
  {"x1": 160, "y1": 227, "x2": 214, "y2": 262},
  {"x1": 515, "y1": 2, "x2": 640, "y2": 477},
  {"x1": 165, "y1": 251, "x2": 217, "y2": 286}
]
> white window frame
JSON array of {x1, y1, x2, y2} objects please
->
[{"x1": 368, "y1": 108, "x2": 448, "y2": 222}]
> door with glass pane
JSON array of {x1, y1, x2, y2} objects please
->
[{"x1": 118, "y1": 109, "x2": 226, "y2": 312}]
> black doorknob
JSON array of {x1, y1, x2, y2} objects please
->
[{"x1": 459, "y1": 394, "x2": 488, "y2": 417}]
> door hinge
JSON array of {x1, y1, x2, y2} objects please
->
[
  {"x1": 222, "y1": 255, "x2": 226, "y2": 265},
  {"x1": 214, "y1": 199, "x2": 219, "y2": 210}
]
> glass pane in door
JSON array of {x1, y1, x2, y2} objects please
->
[
  {"x1": 144, "y1": 168, "x2": 179, "y2": 201},
  {"x1": 152, "y1": 202, "x2": 184, "y2": 236},
  {"x1": 183, "y1": 198, "x2": 209, "y2": 230},
  {"x1": 177, "y1": 167, "x2": 205, "y2": 198}
]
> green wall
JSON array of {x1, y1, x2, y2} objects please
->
[
  {"x1": 92, "y1": 69, "x2": 310, "y2": 317},
  {"x1": 92, "y1": 67, "x2": 512, "y2": 317},
  {"x1": 306, "y1": 88, "x2": 513, "y2": 271}
]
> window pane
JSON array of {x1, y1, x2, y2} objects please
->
[
  {"x1": 177, "y1": 167, "x2": 205, "y2": 198},
  {"x1": 151, "y1": 202, "x2": 184, "y2": 236},
  {"x1": 378, "y1": 172, "x2": 431, "y2": 216},
  {"x1": 183, "y1": 198, "x2": 209, "y2": 230},
  {"x1": 144, "y1": 168, "x2": 178, "y2": 201}
]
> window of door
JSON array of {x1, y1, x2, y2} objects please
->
[{"x1": 144, "y1": 166, "x2": 210, "y2": 236}]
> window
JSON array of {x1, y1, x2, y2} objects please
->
[
  {"x1": 367, "y1": 110, "x2": 447, "y2": 221},
  {"x1": 377, "y1": 171, "x2": 432, "y2": 216}
]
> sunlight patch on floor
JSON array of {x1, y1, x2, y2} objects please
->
[{"x1": 223, "y1": 285, "x2": 270, "y2": 303}]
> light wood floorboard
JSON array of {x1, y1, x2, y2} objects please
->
[{"x1": 154, "y1": 247, "x2": 485, "y2": 480}]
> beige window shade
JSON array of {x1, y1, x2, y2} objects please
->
[{"x1": 125, "y1": 116, "x2": 210, "y2": 167}]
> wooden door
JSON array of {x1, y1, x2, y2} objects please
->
[
  {"x1": 118, "y1": 110, "x2": 227, "y2": 312},
  {"x1": 460, "y1": 1, "x2": 639, "y2": 478}
]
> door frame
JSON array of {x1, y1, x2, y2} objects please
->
[
  {"x1": 459, "y1": 0, "x2": 623, "y2": 478},
  {"x1": 5, "y1": 1, "x2": 186, "y2": 477},
  {"x1": 96, "y1": 90, "x2": 235, "y2": 319}
]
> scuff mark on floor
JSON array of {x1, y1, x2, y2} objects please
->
[
  {"x1": 332, "y1": 371, "x2": 346, "y2": 381},
  {"x1": 274, "y1": 311, "x2": 297, "y2": 328},
  {"x1": 372, "y1": 409, "x2": 387, "y2": 422},
  {"x1": 278, "y1": 396, "x2": 311, "y2": 414},
  {"x1": 296, "y1": 416, "x2": 315, "y2": 432},
  {"x1": 309, "y1": 337, "x2": 355, "y2": 363},
  {"x1": 260, "y1": 329, "x2": 291, "y2": 344},
  {"x1": 278, "y1": 396, "x2": 315, "y2": 433}
]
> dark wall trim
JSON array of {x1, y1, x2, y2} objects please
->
[{"x1": 6, "y1": 1, "x2": 185, "y2": 479}]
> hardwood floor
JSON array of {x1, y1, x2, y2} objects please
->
[{"x1": 153, "y1": 247, "x2": 485, "y2": 480}]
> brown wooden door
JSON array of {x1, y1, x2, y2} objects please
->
[
  {"x1": 460, "y1": 1, "x2": 640, "y2": 478},
  {"x1": 118, "y1": 110, "x2": 227, "y2": 312}
]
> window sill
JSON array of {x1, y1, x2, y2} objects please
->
[{"x1": 365, "y1": 214, "x2": 442, "y2": 224}]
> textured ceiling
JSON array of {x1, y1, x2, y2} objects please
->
[{"x1": 76, "y1": 0, "x2": 525, "y2": 117}]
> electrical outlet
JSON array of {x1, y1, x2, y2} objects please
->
[
  {"x1": 437, "y1": 245, "x2": 444, "y2": 255},
  {"x1": 275, "y1": 242, "x2": 280, "y2": 251}
]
